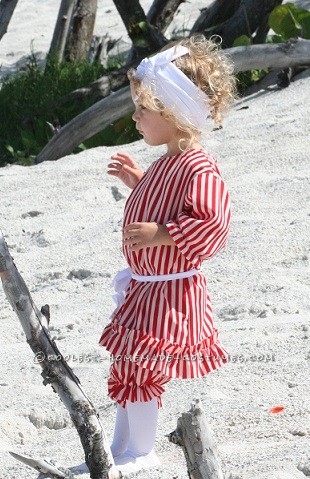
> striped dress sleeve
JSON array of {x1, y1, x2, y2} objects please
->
[{"x1": 166, "y1": 171, "x2": 231, "y2": 265}]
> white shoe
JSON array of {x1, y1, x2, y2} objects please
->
[{"x1": 114, "y1": 449, "x2": 161, "y2": 474}]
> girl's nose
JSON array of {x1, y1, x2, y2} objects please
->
[{"x1": 132, "y1": 109, "x2": 139, "y2": 122}]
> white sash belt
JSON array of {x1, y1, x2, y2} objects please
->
[{"x1": 111, "y1": 267, "x2": 198, "y2": 309}]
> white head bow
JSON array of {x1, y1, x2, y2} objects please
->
[{"x1": 135, "y1": 45, "x2": 210, "y2": 130}]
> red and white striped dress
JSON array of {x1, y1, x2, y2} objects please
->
[{"x1": 99, "y1": 148, "x2": 230, "y2": 405}]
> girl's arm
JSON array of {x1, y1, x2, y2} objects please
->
[
  {"x1": 107, "y1": 152, "x2": 144, "y2": 190},
  {"x1": 123, "y1": 172, "x2": 231, "y2": 259},
  {"x1": 166, "y1": 172, "x2": 231, "y2": 262},
  {"x1": 123, "y1": 222, "x2": 175, "y2": 251}
]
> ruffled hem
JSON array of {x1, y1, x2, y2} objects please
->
[
  {"x1": 99, "y1": 320, "x2": 228, "y2": 379},
  {"x1": 108, "y1": 371, "x2": 170, "y2": 408}
]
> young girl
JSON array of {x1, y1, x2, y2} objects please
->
[{"x1": 99, "y1": 34, "x2": 236, "y2": 475}]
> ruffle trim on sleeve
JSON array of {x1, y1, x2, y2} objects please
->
[{"x1": 99, "y1": 320, "x2": 228, "y2": 379}]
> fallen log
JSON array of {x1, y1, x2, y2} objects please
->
[
  {"x1": 169, "y1": 399, "x2": 224, "y2": 479},
  {"x1": 0, "y1": 232, "x2": 120, "y2": 479},
  {"x1": 35, "y1": 38, "x2": 310, "y2": 164},
  {"x1": 227, "y1": 37, "x2": 310, "y2": 72}
]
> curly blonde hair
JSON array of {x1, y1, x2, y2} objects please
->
[{"x1": 128, "y1": 34, "x2": 237, "y2": 148}]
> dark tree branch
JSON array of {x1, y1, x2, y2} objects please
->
[
  {"x1": 55, "y1": 70, "x2": 127, "y2": 107},
  {"x1": 190, "y1": 0, "x2": 241, "y2": 37},
  {"x1": 147, "y1": 0, "x2": 185, "y2": 33},
  {"x1": 112, "y1": 0, "x2": 167, "y2": 65},
  {"x1": 253, "y1": 12, "x2": 270, "y2": 45},
  {"x1": 191, "y1": 0, "x2": 284, "y2": 48},
  {"x1": 0, "y1": 0, "x2": 19, "y2": 41}
]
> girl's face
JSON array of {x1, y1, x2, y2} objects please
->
[{"x1": 130, "y1": 84, "x2": 182, "y2": 155}]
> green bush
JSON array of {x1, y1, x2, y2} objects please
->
[
  {"x1": 269, "y1": 3, "x2": 310, "y2": 41},
  {"x1": 0, "y1": 53, "x2": 139, "y2": 166}
]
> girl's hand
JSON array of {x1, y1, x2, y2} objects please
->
[
  {"x1": 123, "y1": 222, "x2": 175, "y2": 251},
  {"x1": 108, "y1": 152, "x2": 144, "y2": 189}
]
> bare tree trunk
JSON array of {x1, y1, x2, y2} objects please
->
[
  {"x1": 169, "y1": 399, "x2": 224, "y2": 479},
  {"x1": 48, "y1": 0, "x2": 184, "y2": 109},
  {"x1": 0, "y1": 233, "x2": 121, "y2": 479},
  {"x1": 0, "y1": 0, "x2": 19, "y2": 41},
  {"x1": 112, "y1": 0, "x2": 167, "y2": 65},
  {"x1": 146, "y1": 0, "x2": 185, "y2": 33},
  {"x1": 65, "y1": 0, "x2": 98, "y2": 61},
  {"x1": 48, "y1": 0, "x2": 76, "y2": 63},
  {"x1": 35, "y1": 38, "x2": 310, "y2": 164},
  {"x1": 191, "y1": 0, "x2": 284, "y2": 48}
]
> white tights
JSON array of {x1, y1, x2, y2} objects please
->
[
  {"x1": 111, "y1": 398, "x2": 161, "y2": 474},
  {"x1": 110, "y1": 403, "x2": 130, "y2": 458}
]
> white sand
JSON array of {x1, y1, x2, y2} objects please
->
[{"x1": 0, "y1": 1, "x2": 310, "y2": 478}]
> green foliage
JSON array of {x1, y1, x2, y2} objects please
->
[
  {"x1": 266, "y1": 34, "x2": 286, "y2": 44},
  {"x1": 0, "y1": 52, "x2": 133, "y2": 167},
  {"x1": 129, "y1": 19, "x2": 149, "y2": 47},
  {"x1": 268, "y1": 3, "x2": 310, "y2": 40},
  {"x1": 236, "y1": 69, "x2": 269, "y2": 95},
  {"x1": 233, "y1": 35, "x2": 252, "y2": 47}
]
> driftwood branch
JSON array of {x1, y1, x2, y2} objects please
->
[
  {"x1": 0, "y1": 0, "x2": 19, "y2": 41},
  {"x1": 9, "y1": 452, "x2": 75, "y2": 479},
  {"x1": 227, "y1": 37, "x2": 310, "y2": 72},
  {"x1": 55, "y1": 70, "x2": 127, "y2": 106},
  {"x1": 0, "y1": 232, "x2": 121, "y2": 479},
  {"x1": 35, "y1": 38, "x2": 310, "y2": 164},
  {"x1": 36, "y1": 86, "x2": 132, "y2": 163},
  {"x1": 169, "y1": 399, "x2": 224, "y2": 479}
]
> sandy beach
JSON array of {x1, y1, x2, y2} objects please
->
[{"x1": 0, "y1": 1, "x2": 310, "y2": 478}]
